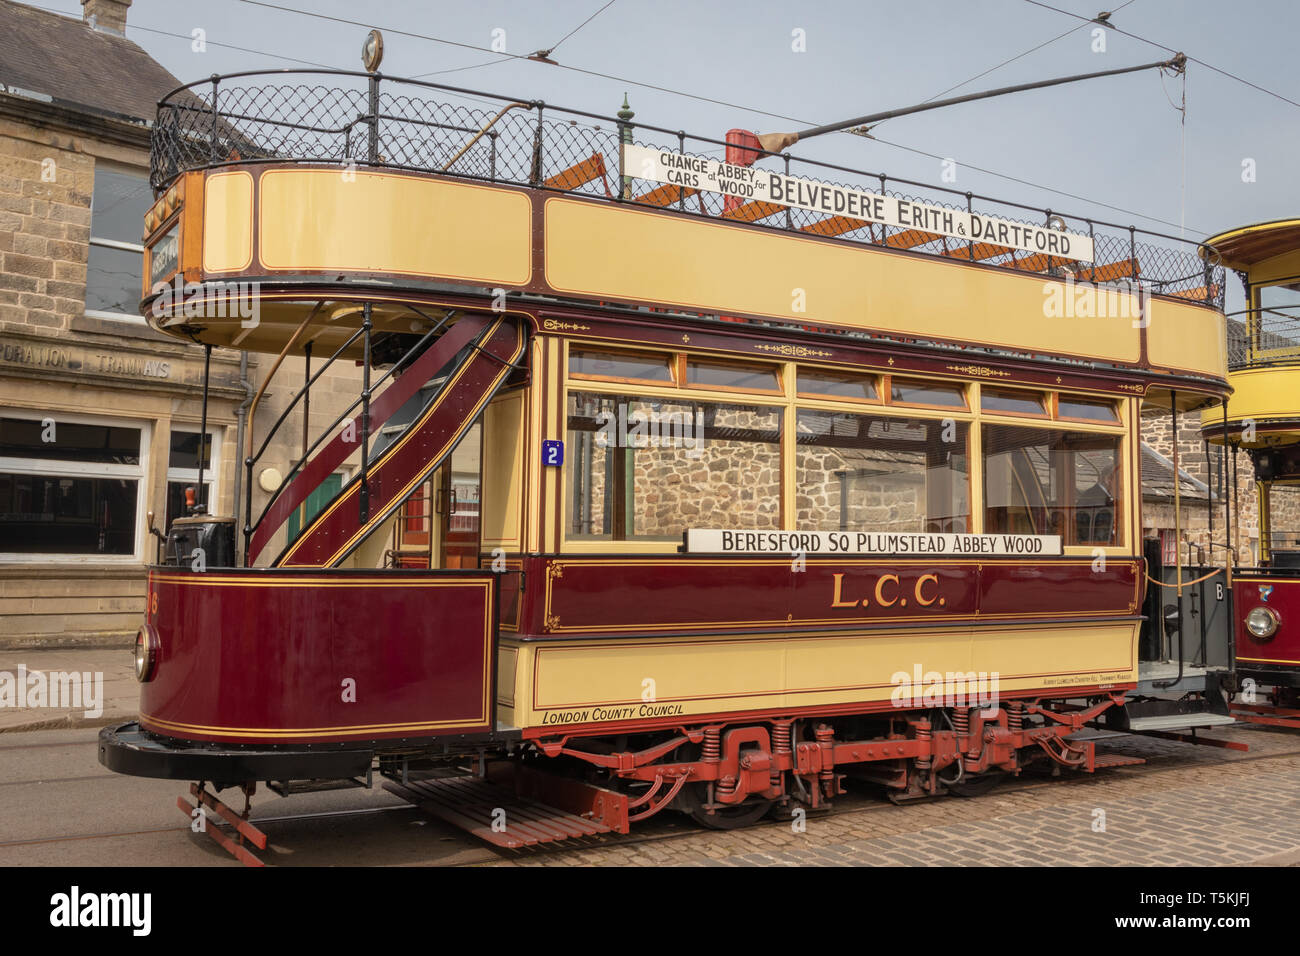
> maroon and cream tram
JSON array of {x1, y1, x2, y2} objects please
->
[
  {"x1": 99, "y1": 62, "x2": 1238, "y2": 861},
  {"x1": 1200, "y1": 220, "x2": 1300, "y2": 725}
]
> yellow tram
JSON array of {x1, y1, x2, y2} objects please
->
[{"x1": 1200, "y1": 220, "x2": 1300, "y2": 724}]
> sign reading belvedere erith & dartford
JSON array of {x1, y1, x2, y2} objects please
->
[
  {"x1": 623, "y1": 144, "x2": 1095, "y2": 263},
  {"x1": 685, "y1": 529, "x2": 1063, "y2": 556}
]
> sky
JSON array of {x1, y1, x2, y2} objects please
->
[{"x1": 29, "y1": 0, "x2": 1299, "y2": 306}]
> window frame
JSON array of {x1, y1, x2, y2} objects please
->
[
  {"x1": 885, "y1": 375, "x2": 970, "y2": 411},
  {"x1": 795, "y1": 366, "x2": 882, "y2": 404},
  {"x1": 1054, "y1": 393, "x2": 1121, "y2": 424},
  {"x1": 979, "y1": 419, "x2": 1127, "y2": 550},
  {"x1": 564, "y1": 388, "x2": 786, "y2": 545},
  {"x1": 980, "y1": 385, "x2": 1051, "y2": 419},
  {"x1": 794, "y1": 405, "x2": 974, "y2": 535},
  {"x1": 85, "y1": 163, "x2": 152, "y2": 326},
  {"x1": 0, "y1": 409, "x2": 151, "y2": 563},
  {"x1": 165, "y1": 426, "x2": 224, "y2": 528},
  {"x1": 567, "y1": 347, "x2": 678, "y2": 388},
  {"x1": 556, "y1": 341, "x2": 1131, "y2": 555},
  {"x1": 682, "y1": 357, "x2": 784, "y2": 396}
]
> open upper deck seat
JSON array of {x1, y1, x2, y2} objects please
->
[
  {"x1": 543, "y1": 153, "x2": 612, "y2": 197},
  {"x1": 1075, "y1": 258, "x2": 1141, "y2": 282},
  {"x1": 880, "y1": 228, "x2": 943, "y2": 251},
  {"x1": 722, "y1": 200, "x2": 786, "y2": 223},
  {"x1": 800, "y1": 215, "x2": 871, "y2": 238},
  {"x1": 1166, "y1": 283, "x2": 1220, "y2": 302},
  {"x1": 635, "y1": 182, "x2": 702, "y2": 210},
  {"x1": 942, "y1": 241, "x2": 1013, "y2": 262}
]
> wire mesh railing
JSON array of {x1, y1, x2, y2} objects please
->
[
  {"x1": 152, "y1": 69, "x2": 1225, "y2": 308},
  {"x1": 1225, "y1": 304, "x2": 1300, "y2": 369}
]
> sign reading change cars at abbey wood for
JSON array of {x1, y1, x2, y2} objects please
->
[{"x1": 623, "y1": 144, "x2": 1095, "y2": 262}]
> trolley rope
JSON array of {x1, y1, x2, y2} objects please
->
[{"x1": 1143, "y1": 567, "x2": 1222, "y2": 590}]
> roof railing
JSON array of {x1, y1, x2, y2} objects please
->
[{"x1": 152, "y1": 68, "x2": 1225, "y2": 308}]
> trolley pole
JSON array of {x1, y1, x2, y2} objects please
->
[{"x1": 752, "y1": 55, "x2": 1186, "y2": 155}]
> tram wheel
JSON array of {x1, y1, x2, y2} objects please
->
[
  {"x1": 676, "y1": 781, "x2": 774, "y2": 830},
  {"x1": 945, "y1": 770, "x2": 1006, "y2": 798}
]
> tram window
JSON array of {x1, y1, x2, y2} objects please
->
[
  {"x1": 566, "y1": 393, "x2": 781, "y2": 541},
  {"x1": 1056, "y1": 396, "x2": 1119, "y2": 422},
  {"x1": 796, "y1": 410, "x2": 970, "y2": 534},
  {"x1": 982, "y1": 425, "x2": 1122, "y2": 546},
  {"x1": 569, "y1": 349, "x2": 674, "y2": 384},
  {"x1": 685, "y1": 360, "x2": 782, "y2": 393},
  {"x1": 889, "y1": 378, "x2": 966, "y2": 409},
  {"x1": 797, "y1": 369, "x2": 879, "y2": 402},
  {"x1": 980, "y1": 387, "x2": 1047, "y2": 416}
]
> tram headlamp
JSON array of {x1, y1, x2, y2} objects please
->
[
  {"x1": 1245, "y1": 606, "x2": 1280, "y2": 640},
  {"x1": 362, "y1": 29, "x2": 384, "y2": 73},
  {"x1": 134, "y1": 623, "x2": 160, "y2": 682}
]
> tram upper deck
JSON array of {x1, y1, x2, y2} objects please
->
[{"x1": 140, "y1": 69, "x2": 1229, "y2": 402}]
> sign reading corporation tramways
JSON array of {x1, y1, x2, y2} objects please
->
[
  {"x1": 623, "y1": 144, "x2": 1095, "y2": 262},
  {"x1": 686, "y1": 530, "x2": 1063, "y2": 557}
]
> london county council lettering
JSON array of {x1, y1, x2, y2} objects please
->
[{"x1": 623, "y1": 144, "x2": 1094, "y2": 262}]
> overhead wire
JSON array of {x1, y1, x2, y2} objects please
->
[
  {"x1": 209, "y1": 0, "x2": 1201, "y2": 231},
  {"x1": 1022, "y1": 0, "x2": 1300, "y2": 110}
]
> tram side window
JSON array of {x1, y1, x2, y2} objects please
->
[
  {"x1": 795, "y1": 410, "x2": 970, "y2": 533},
  {"x1": 566, "y1": 392, "x2": 781, "y2": 541},
  {"x1": 982, "y1": 424, "x2": 1122, "y2": 546}
]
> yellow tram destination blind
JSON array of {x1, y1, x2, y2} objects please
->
[
  {"x1": 685, "y1": 529, "x2": 1064, "y2": 556},
  {"x1": 623, "y1": 144, "x2": 1094, "y2": 262}
]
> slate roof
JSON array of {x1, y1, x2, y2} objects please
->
[
  {"x1": 0, "y1": 0, "x2": 183, "y2": 124},
  {"x1": 1142, "y1": 442, "x2": 1213, "y2": 502}
]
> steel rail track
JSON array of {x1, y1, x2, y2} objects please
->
[{"x1": 4, "y1": 736, "x2": 1297, "y2": 861}]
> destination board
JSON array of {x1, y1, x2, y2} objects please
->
[
  {"x1": 685, "y1": 529, "x2": 1064, "y2": 556},
  {"x1": 624, "y1": 144, "x2": 1094, "y2": 262}
]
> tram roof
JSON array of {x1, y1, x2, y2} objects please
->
[{"x1": 1202, "y1": 219, "x2": 1300, "y2": 272}]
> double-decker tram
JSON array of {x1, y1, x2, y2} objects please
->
[
  {"x1": 1200, "y1": 221, "x2": 1300, "y2": 727},
  {"x1": 99, "y1": 63, "x2": 1237, "y2": 862}
]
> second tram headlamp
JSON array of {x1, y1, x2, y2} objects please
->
[{"x1": 1245, "y1": 606, "x2": 1280, "y2": 640}]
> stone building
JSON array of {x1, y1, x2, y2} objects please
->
[
  {"x1": 0, "y1": 0, "x2": 362, "y2": 647},
  {"x1": 1138, "y1": 405, "x2": 1300, "y2": 568}
]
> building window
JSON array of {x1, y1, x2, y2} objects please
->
[
  {"x1": 983, "y1": 424, "x2": 1122, "y2": 546},
  {"x1": 0, "y1": 414, "x2": 148, "y2": 558},
  {"x1": 165, "y1": 428, "x2": 221, "y2": 529},
  {"x1": 86, "y1": 166, "x2": 153, "y2": 323},
  {"x1": 797, "y1": 410, "x2": 970, "y2": 533},
  {"x1": 1159, "y1": 528, "x2": 1179, "y2": 566},
  {"x1": 566, "y1": 393, "x2": 781, "y2": 541}
]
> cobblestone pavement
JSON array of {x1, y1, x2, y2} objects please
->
[{"x1": 483, "y1": 726, "x2": 1300, "y2": 867}]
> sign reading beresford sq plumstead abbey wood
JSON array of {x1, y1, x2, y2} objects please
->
[
  {"x1": 623, "y1": 144, "x2": 1095, "y2": 262},
  {"x1": 686, "y1": 530, "x2": 1064, "y2": 556}
]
